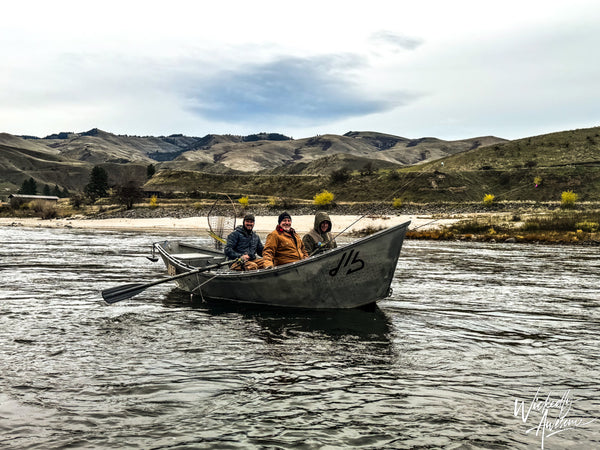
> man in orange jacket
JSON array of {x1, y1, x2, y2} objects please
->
[{"x1": 262, "y1": 212, "x2": 308, "y2": 268}]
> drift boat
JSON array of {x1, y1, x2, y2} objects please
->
[{"x1": 150, "y1": 221, "x2": 410, "y2": 309}]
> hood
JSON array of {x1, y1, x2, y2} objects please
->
[{"x1": 313, "y1": 211, "x2": 332, "y2": 233}]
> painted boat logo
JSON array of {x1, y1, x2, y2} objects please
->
[{"x1": 329, "y1": 249, "x2": 365, "y2": 277}]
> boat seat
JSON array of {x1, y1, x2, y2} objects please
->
[{"x1": 170, "y1": 252, "x2": 214, "y2": 260}]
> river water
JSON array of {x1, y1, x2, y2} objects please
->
[{"x1": 1, "y1": 226, "x2": 598, "y2": 449}]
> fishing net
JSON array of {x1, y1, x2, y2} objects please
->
[{"x1": 207, "y1": 195, "x2": 237, "y2": 250}]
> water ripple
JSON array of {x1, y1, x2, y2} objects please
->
[{"x1": 0, "y1": 230, "x2": 599, "y2": 448}]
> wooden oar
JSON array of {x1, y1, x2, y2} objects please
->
[{"x1": 101, "y1": 259, "x2": 236, "y2": 304}]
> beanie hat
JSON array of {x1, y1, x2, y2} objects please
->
[
  {"x1": 278, "y1": 212, "x2": 291, "y2": 224},
  {"x1": 243, "y1": 213, "x2": 255, "y2": 222}
]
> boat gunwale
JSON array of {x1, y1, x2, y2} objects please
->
[{"x1": 155, "y1": 220, "x2": 411, "y2": 279}]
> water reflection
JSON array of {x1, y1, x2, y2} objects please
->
[{"x1": 162, "y1": 288, "x2": 393, "y2": 341}]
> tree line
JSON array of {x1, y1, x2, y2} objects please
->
[
  {"x1": 18, "y1": 178, "x2": 70, "y2": 197},
  {"x1": 15, "y1": 163, "x2": 156, "y2": 210},
  {"x1": 81, "y1": 164, "x2": 156, "y2": 209}
]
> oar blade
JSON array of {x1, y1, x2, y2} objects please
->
[
  {"x1": 102, "y1": 283, "x2": 148, "y2": 304},
  {"x1": 101, "y1": 258, "x2": 233, "y2": 305}
]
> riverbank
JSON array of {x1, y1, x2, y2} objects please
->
[
  {"x1": 0, "y1": 213, "x2": 453, "y2": 234},
  {"x1": 1, "y1": 203, "x2": 598, "y2": 245}
]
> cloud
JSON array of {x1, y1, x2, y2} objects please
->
[
  {"x1": 369, "y1": 30, "x2": 424, "y2": 51},
  {"x1": 181, "y1": 54, "x2": 417, "y2": 125}
]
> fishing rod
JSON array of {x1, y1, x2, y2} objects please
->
[{"x1": 309, "y1": 170, "x2": 430, "y2": 255}]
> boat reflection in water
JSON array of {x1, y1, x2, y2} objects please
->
[{"x1": 161, "y1": 288, "x2": 393, "y2": 343}]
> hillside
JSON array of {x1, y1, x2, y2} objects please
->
[
  {"x1": 412, "y1": 126, "x2": 600, "y2": 172},
  {"x1": 1, "y1": 125, "x2": 598, "y2": 204},
  {"x1": 0, "y1": 128, "x2": 505, "y2": 196}
]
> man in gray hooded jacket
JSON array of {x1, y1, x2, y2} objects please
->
[{"x1": 302, "y1": 211, "x2": 337, "y2": 255}]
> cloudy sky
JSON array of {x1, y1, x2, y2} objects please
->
[{"x1": 2, "y1": 0, "x2": 599, "y2": 141}]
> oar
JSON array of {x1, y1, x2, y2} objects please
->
[{"x1": 101, "y1": 258, "x2": 236, "y2": 304}]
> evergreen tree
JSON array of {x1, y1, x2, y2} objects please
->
[
  {"x1": 147, "y1": 164, "x2": 156, "y2": 179},
  {"x1": 17, "y1": 180, "x2": 28, "y2": 194},
  {"x1": 43, "y1": 184, "x2": 51, "y2": 196},
  {"x1": 18, "y1": 177, "x2": 37, "y2": 195},
  {"x1": 84, "y1": 166, "x2": 109, "y2": 202},
  {"x1": 52, "y1": 185, "x2": 62, "y2": 197}
]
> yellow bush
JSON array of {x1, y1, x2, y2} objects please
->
[
  {"x1": 534, "y1": 176, "x2": 542, "y2": 187},
  {"x1": 313, "y1": 190, "x2": 334, "y2": 206},
  {"x1": 392, "y1": 197, "x2": 403, "y2": 209},
  {"x1": 149, "y1": 195, "x2": 158, "y2": 209},
  {"x1": 575, "y1": 221, "x2": 599, "y2": 232},
  {"x1": 483, "y1": 194, "x2": 495, "y2": 205},
  {"x1": 238, "y1": 196, "x2": 249, "y2": 208},
  {"x1": 561, "y1": 190, "x2": 578, "y2": 208}
]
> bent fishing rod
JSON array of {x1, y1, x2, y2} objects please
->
[{"x1": 309, "y1": 170, "x2": 431, "y2": 255}]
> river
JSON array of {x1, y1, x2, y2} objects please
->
[{"x1": 1, "y1": 226, "x2": 598, "y2": 449}]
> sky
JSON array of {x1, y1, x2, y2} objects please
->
[{"x1": 2, "y1": 0, "x2": 600, "y2": 141}]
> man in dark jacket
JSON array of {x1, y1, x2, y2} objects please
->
[
  {"x1": 302, "y1": 211, "x2": 337, "y2": 255},
  {"x1": 224, "y1": 214, "x2": 266, "y2": 270}
]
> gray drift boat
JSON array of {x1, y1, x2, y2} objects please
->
[{"x1": 150, "y1": 221, "x2": 410, "y2": 309}]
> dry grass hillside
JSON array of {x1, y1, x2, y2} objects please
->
[
  {"x1": 413, "y1": 126, "x2": 600, "y2": 172},
  {"x1": 0, "y1": 128, "x2": 505, "y2": 196},
  {"x1": 1, "y1": 126, "x2": 598, "y2": 206}
]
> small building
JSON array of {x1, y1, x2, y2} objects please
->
[{"x1": 8, "y1": 194, "x2": 60, "y2": 208}]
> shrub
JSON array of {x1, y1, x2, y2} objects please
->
[
  {"x1": 268, "y1": 196, "x2": 296, "y2": 209},
  {"x1": 386, "y1": 170, "x2": 400, "y2": 181},
  {"x1": 313, "y1": 190, "x2": 334, "y2": 206},
  {"x1": 575, "y1": 221, "x2": 599, "y2": 232},
  {"x1": 329, "y1": 167, "x2": 350, "y2": 184},
  {"x1": 561, "y1": 190, "x2": 578, "y2": 208},
  {"x1": 238, "y1": 196, "x2": 249, "y2": 208},
  {"x1": 30, "y1": 200, "x2": 57, "y2": 219},
  {"x1": 114, "y1": 181, "x2": 144, "y2": 210},
  {"x1": 149, "y1": 195, "x2": 159, "y2": 209},
  {"x1": 392, "y1": 197, "x2": 403, "y2": 209},
  {"x1": 350, "y1": 225, "x2": 385, "y2": 237},
  {"x1": 534, "y1": 176, "x2": 542, "y2": 187},
  {"x1": 521, "y1": 212, "x2": 597, "y2": 232},
  {"x1": 360, "y1": 162, "x2": 374, "y2": 176},
  {"x1": 483, "y1": 194, "x2": 495, "y2": 206},
  {"x1": 449, "y1": 219, "x2": 495, "y2": 234},
  {"x1": 70, "y1": 193, "x2": 84, "y2": 209}
]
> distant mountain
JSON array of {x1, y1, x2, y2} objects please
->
[
  {"x1": 167, "y1": 132, "x2": 505, "y2": 173},
  {"x1": 0, "y1": 128, "x2": 508, "y2": 195}
]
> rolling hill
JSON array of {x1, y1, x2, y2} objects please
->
[
  {"x1": 0, "y1": 128, "x2": 505, "y2": 196},
  {"x1": 1, "y1": 125, "x2": 598, "y2": 203}
]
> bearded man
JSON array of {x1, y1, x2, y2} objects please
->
[{"x1": 224, "y1": 213, "x2": 266, "y2": 270}]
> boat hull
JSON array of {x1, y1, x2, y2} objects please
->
[{"x1": 156, "y1": 221, "x2": 409, "y2": 309}]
